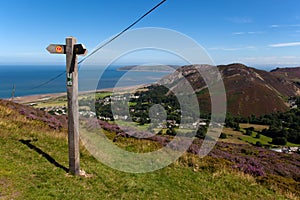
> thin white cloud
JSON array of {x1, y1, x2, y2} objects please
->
[
  {"x1": 232, "y1": 31, "x2": 264, "y2": 35},
  {"x1": 248, "y1": 31, "x2": 264, "y2": 34},
  {"x1": 209, "y1": 46, "x2": 255, "y2": 51},
  {"x1": 233, "y1": 32, "x2": 245, "y2": 35},
  {"x1": 287, "y1": 24, "x2": 300, "y2": 27},
  {"x1": 269, "y1": 42, "x2": 300, "y2": 47},
  {"x1": 240, "y1": 56, "x2": 300, "y2": 67},
  {"x1": 227, "y1": 17, "x2": 253, "y2": 24},
  {"x1": 270, "y1": 24, "x2": 300, "y2": 28},
  {"x1": 270, "y1": 24, "x2": 280, "y2": 28}
]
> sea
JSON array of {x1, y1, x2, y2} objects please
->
[{"x1": 0, "y1": 65, "x2": 172, "y2": 99}]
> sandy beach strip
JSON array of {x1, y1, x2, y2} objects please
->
[{"x1": 7, "y1": 84, "x2": 150, "y2": 104}]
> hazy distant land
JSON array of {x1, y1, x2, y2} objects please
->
[{"x1": 118, "y1": 65, "x2": 179, "y2": 72}]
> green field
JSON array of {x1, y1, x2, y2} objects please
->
[
  {"x1": 25, "y1": 92, "x2": 300, "y2": 149},
  {"x1": 241, "y1": 132, "x2": 299, "y2": 147},
  {"x1": 30, "y1": 91, "x2": 113, "y2": 109},
  {"x1": 239, "y1": 123, "x2": 269, "y2": 131},
  {"x1": 113, "y1": 120, "x2": 149, "y2": 131},
  {"x1": 0, "y1": 102, "x2": 294, "y2": 199},
  {"x1": 241, "y1": 133, "x2": 272, "y2": 145},
  {"x1": 27, "y1": 93, "x2": 300, "y2": 149},
  {"x1": 33, "y1": 100, "x2": 67, "y2": 108},
  {"x1": 221, "y1": 124, "x2": 300, "y2": 147}
]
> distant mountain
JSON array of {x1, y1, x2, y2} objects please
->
[
  {"x1": 270, "y1": 67, "x2": 300, "y2": 83},
  {"x1": 118, "y1": 65, "x2": 179, "y2": 72},
  {"x1": 158, "y1": 63, "x2": 300, "y2": 117}
]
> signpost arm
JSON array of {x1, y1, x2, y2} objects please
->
[{"x1": 66, "y1": 37, "x2": 80, "y2": 175}]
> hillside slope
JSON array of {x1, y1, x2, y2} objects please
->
[
  {"x1": 0, "y1": 99, "x2": 299, "y2": 199},
  {"x1": 271, "y1": 67, "x2": 300, "y2": 83},
  {"x1": 0, "y1": 100, "x2": 297, "y2": 199},
  {"x1": 159, "y1": 63, "x2": 300, "y2": 116}
]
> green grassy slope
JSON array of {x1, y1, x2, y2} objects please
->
[{"x1": 0, "y1": 101, "x2": 295, "y2": 199}]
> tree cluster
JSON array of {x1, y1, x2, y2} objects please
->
[{"x1": 229, "y1": 108, "x2": 300, "y2": 145}]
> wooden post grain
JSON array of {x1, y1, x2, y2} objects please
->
[
  {"x1": 47, "y1": 37, "x2": 86, "y2": 176},
  {"x1": 66, "y1": 37, "x2": 80, "y2": 175}
]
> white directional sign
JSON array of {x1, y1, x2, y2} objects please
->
[
  {"x1": 46, "y1": 44, "x2": 87, "y2": 55},
  {"x1": 46, "y1": 44, "x2": 66, "y2": 54}
]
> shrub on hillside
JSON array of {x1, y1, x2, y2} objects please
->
[
  {"x1": 272, "y1": 137, "x2": 287, "y2": 145},
  {"x1": 220, "y1": 133, "x2": 227, "y2": 139}
]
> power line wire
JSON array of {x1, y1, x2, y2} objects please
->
[
  {"x1": 30, "y1": 0, "x2": 166, "y2": 90},
  {"x1": 29, "y1": 71, "x2": 65, "y2": 90},
  {"x1": 79, "y1": 0, "x2": 166, "y2": 65}
]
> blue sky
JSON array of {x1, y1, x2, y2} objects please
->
[{"x1": 0, "y1": 0, "x2": 300, "y2": 68}]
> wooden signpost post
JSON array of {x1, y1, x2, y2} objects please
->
[{"x1": 47, "y1": 37, "x2": 87, "y2": 175}]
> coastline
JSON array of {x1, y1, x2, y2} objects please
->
[
  {"x1": 7, "y1": 92, "x2": 67, "y2": 104},
  {"x1": 7, "y1": 84, "x2": 150, "y2": 104}
]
